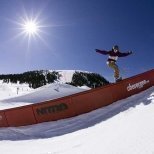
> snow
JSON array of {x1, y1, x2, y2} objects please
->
[
  {"x1": 57, "y1": 70, "x2": 76, "y2": 83},
  {"x1": 0, "y1": 81, "x2": 33, "y2": 100},
  {"x1": 50, "y1": 70, "x2": 91, "y2": 83},
  {"x1": 0, "y1": 83, "x2": 87, "y2": 110},
  {"x1": 0, "y1": 78, "x2": 154, "y2": 154}
]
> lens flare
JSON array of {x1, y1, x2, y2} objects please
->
[{"x1": 23, "y1": 21, "x2": 39, "y2": 35}]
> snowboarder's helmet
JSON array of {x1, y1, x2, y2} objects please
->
[{"x1": 112, "y1": 45, "x2": 119, "y2": 51}]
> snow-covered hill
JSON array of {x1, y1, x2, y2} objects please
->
[
  {"x1": 0, "y1": 69, "x2": 109, "y2": 89},
  {"x1": 0, "y1": 70, "x2": 105, "y2": 110},
  {"x1": 55, "y1": 70, "x2": 77, "y2": 83},
  {"x1": 0, "y1": 85, "x2": 153, "y2": 154},
  {"x1": 56, "y1": 70, "x2": 90, "y2": 83},
  {"x1": 0, "y1": 82, "x2": 87, "y2": 110}
]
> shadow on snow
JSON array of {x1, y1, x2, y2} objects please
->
[{"x1": 0, "y1": 87, "x2": 153, "y2": 141}]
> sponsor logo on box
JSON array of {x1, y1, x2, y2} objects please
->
[
  {"x1": 36, "y1": 103, "x2": 68, "y2": 116},
  {"x1": 127, "y1": 80, "x2": 150, "y2": 91}
]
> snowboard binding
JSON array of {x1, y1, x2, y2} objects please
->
[{"x1": 115, "y1": 77, "x2": 122, "y2": 83}]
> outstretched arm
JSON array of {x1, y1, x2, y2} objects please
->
[
  {"x1": 118, "y1": 51, "x2": 133, "y2": 57},
  {"x1": 95, "y1": 49, "x2": 109, "y2": 55}
]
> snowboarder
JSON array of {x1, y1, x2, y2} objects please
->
[{"x1": 96, "y1": 45, "x2": 132, "y2": 82}]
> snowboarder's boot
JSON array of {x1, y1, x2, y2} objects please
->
[{"x1": 115, "y1": 77, "x2": 122, "y2": 83}]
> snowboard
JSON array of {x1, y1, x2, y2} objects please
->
[{"x1": 115, "y1": 77, "x2": 122, "y2": 83}]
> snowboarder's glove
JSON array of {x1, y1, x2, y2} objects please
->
[
  {"x1": 128, "y1": 51, "x2": 133, "y2": 54},
  {"x1": 95, "y1": 49, "x2": 101, "y2": 52}
]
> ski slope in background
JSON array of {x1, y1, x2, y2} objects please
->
[
  {"x1": 0, "y1": 70, "x2": 91, "y2": 110},
  {"x1": 0, "y1": 83, "x2": 87, "y2": 110},
  {"x1": 0, "y1": 78, "x2": 153, "y2": 154}
]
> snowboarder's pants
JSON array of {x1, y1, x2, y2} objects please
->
[{"x1": 107, "y1": 61, "x2": 120, "y2": 79}]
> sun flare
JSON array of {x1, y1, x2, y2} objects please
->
[
  {"x1": 10, "y1": 11, "x2": 54, "y2": 48},
  {"x1": 23, "y1": 21, "x2": 39, "y2": 35},
  {"x1": 21, "y1": 19, "x2": 40, "y2": 37}
]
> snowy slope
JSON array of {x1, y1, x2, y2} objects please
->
[
  {"x1": 0, "y1": 70, "x2": 92, "y2": 110},
  {"x1": 0, "y1": 80, "x2": 33, "y2": 100},
  {"x1": 51, "y1": 70, "x2": 91, "y2": 83},
  {"x1": 0, "y1": 83, "x2": 87, "y2": 110},
  {"x1": 0, "y1": 86, "x2": 153, "y2": 154},
  {"x1": 57, "y1": 70, "x2": 76, "y2": 83}
]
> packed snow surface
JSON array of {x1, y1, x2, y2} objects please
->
[{"x1": 0, "y1": 79, "x2": 153, "y2": 154}]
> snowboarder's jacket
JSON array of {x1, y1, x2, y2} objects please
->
[{"x1": 96, "y1": 49, "x2": 132, "y2": 62}]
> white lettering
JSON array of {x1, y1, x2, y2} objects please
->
[{"x1": 127, "y1": 80, "x2": 149, "y2": 91}]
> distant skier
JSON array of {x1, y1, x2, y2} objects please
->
[{"x1": 96, "y1": 45, "x2": 132, "y2": 82}]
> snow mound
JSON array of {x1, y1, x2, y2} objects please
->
[{"x1": 0, "y1": 83, "x2": 87, "y2": 109}]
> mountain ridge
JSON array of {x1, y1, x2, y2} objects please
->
[{"x1": 0, "y1": 70, "x2": 109, "y2": 89}]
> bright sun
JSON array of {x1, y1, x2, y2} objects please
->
[
  {"x1": 22, "y1": 20, "x2": 39, "y2": 36},
  {"x1": 23, "y1": 21, "x2": 38, "y2": 35},
  {"x1": 10, "y1": 13, "x2": 51, "y2": 47},
  {"x1": 16, "y1": 17, "x2": 43, "y2": 46}
]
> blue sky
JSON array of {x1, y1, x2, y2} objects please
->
[{"x1": 0, "y1": 0, "x2": 153, "y2": 81}]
